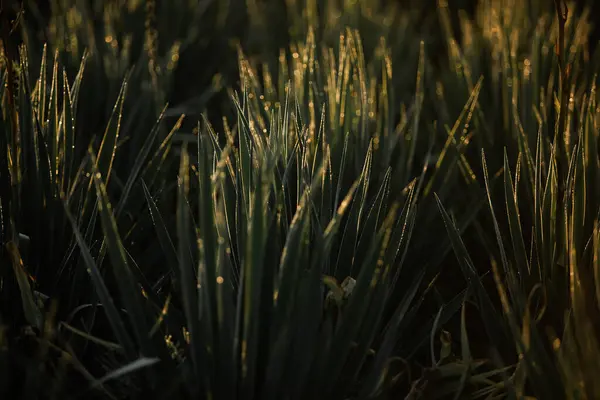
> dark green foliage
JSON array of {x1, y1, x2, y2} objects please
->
[{"x1": 1, "y1": 0, "x2": 599, "y2": 399}]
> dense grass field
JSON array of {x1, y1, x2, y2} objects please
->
[{"x1": 1, "y1": 0, "x2": 600, "y2": 399}]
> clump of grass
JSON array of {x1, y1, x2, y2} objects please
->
[
  {"x1": 1, "y1": 0, "x2": 600, "y2": 399},
  {"x1": 435, "y1": 0, "x2": 600, "y2": 398},
  {"x1": 0, "y1": 13, "x2": 444, "y2": 400}
]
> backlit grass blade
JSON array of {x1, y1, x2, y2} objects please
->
[
  {"x1": 213, "y1": 198, "x2": 237, "y2": 399},
  {"x1": 115, "y1": 106, "x2": 181, "y2": 218},
  {"x1": 482, "y1": 150, "x2": 521, "y2": 306},
  {"x1": 70, "y1": 50, "x2": 88, "y2": 115},
  {"x1": 423, "y1": 78, "x2": 482, "y2": 198},
  {"x1": 49, "y1": 51, "x2": 60, "y2": 178},
  {"x1": 91, "y1": 357, "x2": 160, "y2": 389},
  {"x1": 61, "y1": 69, "x2": 76, "y2": 197},
  {"x1": 176, "y1": 145, "x2": 208, "y2": 395},
  {"x1": 5, "y1": 242, "x2": 43, "y2": 330},
  {"x1": 94, "y1": 75, "x2": 128, "y2": 189},
  {"x1": 385, "y1": 179, "x2": 417, "y2": 286},
  {"x1": 435, "y1": 194, "x2": 509, "y2": 350},
  {"x1": 141, "y1": 180, "x2": 179, "y2": 274},
  {"x1": 316, "y1": 206, "x2": 395, "y2": 397},
  {"x1": 503, "y1": 150, "x2": 530, "y2": 281},
  {"x1": 196, "y1": 134, "x2": 221, "y2": 395},
  {"x1": 63, "y1": 202, "x2": 135, "y2": 360},
  {"x1": 89, "y1": 149, "x2": 153, "y2": 360},
  {"x1": 452, "y1": 300, "x2": 472, "y2": 400},
  {"x1": 271, "y1": 189, "x2": 310, "y2": 334},
  {"x1": 361, "y1": 266, "x2": 425, "y2": 398},
  {"x1": 352, "y1": 167, "x2": 391, "y2": 276},
  {"x1": 240, "y1": 170, "x2": 268, "y2": 399},
  {"x1": 263, "y1": 190, "x2": 312, "y2": 397},
  {"x1": 334, "y1": 142, "x2": 371, "y2": 278},
  {"x1": 404, "y1": 41, "x2": 426, "y2": 184}
]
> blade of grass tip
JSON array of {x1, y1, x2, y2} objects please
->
[
  {"x1": 430, "y1": 307, "x2": 445, "y2": 366},
  {"x1": 61, "y1": 69, "x2": 76, "y2": 196},
  {"x1": 503, "y1": 149, "x2": 531, "y2": 281},
  {"x1": 176, "y1": 145, "x2": 207, "y2": 395},
  {"x1": 93, "y1": 74, "x2": 128, "y2": 190},
  {"x1": 280, "y1": 139, "x2": 301, "y2": 214},
  {"x1": 424, "y1": 78, "x2": 482, "y2": 198},
  {"x1": 15, "y1": 57, "x2": 42, "y2": 261},
  {"x1": 352, "y1": 29, "x2": 368, "y2": 143},
  {"x1": 482, "y1": 150, "x2": 521, "y2": 302},
  {"x1": 541, "y1": 145, "x2": 556, "y2": 276},
  {"x1": 451, "y1": 299, "x2": 472, "y2": 400},
  {"x1": 324, "y1": 178, "x2": 362, "y2": 258},
  {"x1": 534, "y1": 126, "x2": 545, "y2": 281},
  {"x1": 37, "y1": 44, "x2": 47, "y2": 123},
  {"x1": 234, "y1": 92, "x2": 253, "y2": 217},
  {"x1": 352, "y1": 168, "x2": 392, "y2": 276},
  {"x1": 89, "y1": 149, "x2": 154, "y2": 360},
  {"x1": 571, "y1": 140, "x2": 586, "y2": 256},
  {"x1": 387, "y1": 180, "x2": 417, "y2": 288},
  {"x1": 333, "y1": 132, "x2": 350, "y2": 211},
  {"x1": 116, "y1": 107, "x2": 183, "y2": 218},
  {"x1": 49, "y1": 50, "x2": 59, "y2": 178},
  {"x1": 141, "y1": 180, "x2": 179, "y2": 269},
  {"x1": 334, "y1": 143, "x2": 372, "y2": 278},
  {"x1": 70, "y1": 49, "x2": 88, "y2": 115},
  {"x1": 63, "y1": 201, "x2": 136, "y2": 360}
]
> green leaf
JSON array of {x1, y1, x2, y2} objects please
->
[
  {"x1": 176, "y1": 145, "x2": 209, "y2": 395},
  {"x1": 435, "y1": 194, "x2": 509, "y2": 349},
  {"x1": 88, "y1": 148, "x2": 153, "y2": 358},
  {"x1": 63, "y1": 201, "x2": 135, "y2": 360},
  {"x1": 503, "y1": 150, "x2": 530, "y2": 281},
  {"x1": 5, "y1": 242, "x2": 43, "y2": 331},
  {"x1": 94, "y1": 75, "x2": 128, "y2": 189}
]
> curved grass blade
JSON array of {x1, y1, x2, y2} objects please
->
[
  {"x1": 115, "y1": 107, "x2": 182, "y2": 218},
  {"x1": 176, "y1": 146, "x2": 209, "y2": 395},
  {"x1": 240, "y1": 170, "x2": 268, "y2": 399},
  {"x1": 5, "y1": 242, "x2": 43, "y2": 330},
  {"x1": 94, "y1": 75, "x2": 128, "y2": 189},
  {"x1": 503, "y1": 150, "x2": 530, "y2": 281},
  {"x1": 435, "y1": 194, "x2": 509, "y2": 349},
  {"x1": 89, "y1": 148, "x2": 154, "y2": 360},
  {"x1": 63, "y1": 202, "x2": 135, "y2": 360},
  {"x1": 91, "y1": 357, "x2": 160, "y2": 389}
]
